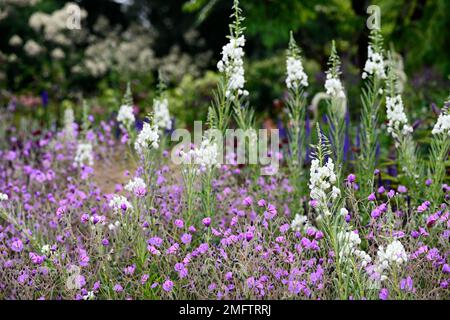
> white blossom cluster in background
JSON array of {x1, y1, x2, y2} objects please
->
[
  {"x1": 134, "y1": 122, "x2": 159, "y2": 155},
  {"x1": 362, "y1": 46, "x2": 387, "y2": 80},
  {"x1": 124, "y1": 177, "x2": 147, "y2": 194},
  {"x1": 180, "y1": 138, "x2": 220, "y2": 171},
  {"x1": 217, "y1": 36, "x2": 249, "y2": 98},
  {"x1": 432, "y1": 110, "x2": 450, "y2": 136},
  {"x1": 309, "y1": 158, "x2": 341, "y2": 216},
  {"x1": 337, "y1": 231, "x2": 372, "y2": 268},
  {"x1": 0, "y1": 193, "x2": 8, "y2": 201},
  {"x1": 373, "y1": 239, "x2": 408, "y2": 282},
  {"x1": 153, "y1": 98, "x2": 172, "y2": 130},
  {"x1": 117, "y1": 104, "x2": 135, "y2": 130},
  {"x1": 324, "y1": 74, "x2": 345, "y2": 99},
  {"x1": 386, "y1": 95, "x2": 413, "y2": 143},
  {"x1": 285, "y1": 56, "x2": 308, "y2": 90},
  {"x1": 23, "y1": 39, "x2": 42, "y2": 57},
  {"x1": 28, "y1": 3, "x2": 87, "y2": 45},
  {"x1": 108, "y1": 195, "x2": 133, "y2": 213},
  {"x1": 74, "y1": 142, "x2": 94, "y2": 167}
]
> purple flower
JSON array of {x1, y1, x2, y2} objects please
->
[
  {"x1": 174, "y1": 219, "x2": 184, "y2": 228},
  {"x1": 113, "y1": 284, "x2": 123, "y2": 292},
  {"x1": 245, "y1": 231, "x2": 254, "y2": 241},
  {"x1": 368, "y1": 193, "x2": 376, "y2": 201},
  {"x1": 425, "y1": 178, "x2": 432, "y2": 186},
  {"x1": 202, "y1": 217, "x2": 211, "y2": 227},
  {"x1": 387, "y1": 189, "x2": 395, "y2": 198},
  {"x1": 371, "y1": 208, "x2": 381, "y2": 219},
  {"x1": 29, "y1": 252, "x2": 45, "y2": 265},
  {"x1": 379, "y1": 288, "x2": 389, "y2": 300},
  {"x1": 225, "y1": 272, "x2": 233, "y2": 281},
  {"x1": 346, "y1": 174, "x2": 356, "y2": 184},
  {"x1": 398, "y1": 185, "x2": 407, "y2": 193},
  {"x1": 242, "y1": 196, "x2": 253, "y2": 206},
  {"x1": 257, "y1": 199, "x2": 266, "y2": 207},
  {"x1": 10, "y1": 238, "x2": 23, "y2": 252},
  {"x1": 124, "y1": 264, "x2": 136, "y2": 276},
  {"x1": 309, "y1": 199, "x2": 319, "y2": 208},
  {"x1": 400, "y1": 276, "x2": 414, "y2": 292},
  {"x1": 443, "y1": 264, "x2": 450, "y2": 274},
  {"x1": 377, "y1": 186, "x2": 385, "y2": 194},
  {"x1": 162, "y1": 279, "x2": 174, "y2": 292},
  {"x1": 181, "y1": 233, "x2": 192, "y2": 245},
  {"x1": 141, "y1": 274, "x2": 149, "y2": 284}
]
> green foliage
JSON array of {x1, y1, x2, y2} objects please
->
[{"x1": 167, "y1": 71, "x2": 220, "y2": 129}]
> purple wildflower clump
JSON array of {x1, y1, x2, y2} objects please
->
[{"x1": 0, "y1": 4, "x2": 449, "y2": 300}]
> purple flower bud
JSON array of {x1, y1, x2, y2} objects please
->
[
  {"x1": 398, "y1": 185, "x2": 407, "y2": 193},
  {"x1": 443, "y1": 264, "x2": 450, "y2": 274},
  {"x1": 377, "y1": 186, "x2": 385, "y2": 194},
  {"x1": 347, "y1": 174, "x2": 356, "y2": 184},
  {"x1": 257, "y1": 199, "x2": 266, "y2": 207},
  {"x1": 425, "y1": 178, "x2": 432, "y2": 186},
  {"x1": 309, "y1": 199, "x2": 319, "y2": 208},
  {"x1": 387, "y1": 189, "x2": 395, "y2": 198},
  {"x1": 202, "y1": 217, "x2": 211, "y2": 227},
  {"x1": 368, "y1": 193, "x2": 376, "y2": 201},
  {"x1": 242, "y1": 196, "x2": 253, "y2": 206},
  {"x1": 379, "y1": 288, "x2": 389, "y2": 300}
]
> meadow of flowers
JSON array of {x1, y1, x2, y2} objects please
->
[{"x1": 0, "y1": 1, "x2": 449, "y2": 301}]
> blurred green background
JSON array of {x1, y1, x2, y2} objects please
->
[{"x1": 1, "y1": 0, "x2": 449, "y2": 127}]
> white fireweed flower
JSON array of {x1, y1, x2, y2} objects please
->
[
  {"x1": 124, "y1": 177, "x2": 147, "y2": 194},
  {"x1": 339, "y1": 207, "x2": 349, "y2": 217},
  {"x1": 153, "y1": 98, "x2": 171, "y2": 130},
  {"x1": 309, "y1": 157, "x2": 340, "y2": 216},
  {"x1": 286, "y1": 56, "x2": 308, "y2": 90},
  {"x1": 134, "y1": 122, "x2": 159, "y2": 155},
  {"x1": 117, "y1": 104, "x2": 135, "y2": 129},
  {"x1": 386, "y1": 95, "x2": 413, "y2": 143},
  {"x1": 195, "y1": 139, "x2": 220, "y2": 169},
  {"x1": 362, "y1": 45, "x2": 386, "y2": 79},
  {"x1": 217, "y1": 36, "x2": 248, "y2": 98},
  {"x1": 83, "y1": 291, "x2": 95, "y2": 300},
  {"x1": 108, "y1": 195, "x2": 133, "y2": 212},
  {"x1": 337, "y1": 231, "x2": 372, "y2": 268},
  {"x1": 290, "y1": 213, "x2": 309, "y2": 232},
  {"x1": 0, "y1": 193, "x2": 8, "y2": 201},
  {"x1": 74, "y1": 142, "x2": 94, "y2": 167},
  {"x1": 41, "y1": 244, "x2": 51, "y2": 255},
  {"x1": 374, "y1": 239, "x2": 408, "y2": 281},
  {"x1": 337, "y1": 231, "x2": 361, "y2": 259},
  {"x1": 355, "y1": 249, "x2": 372, "y2": 268},
  {"x1": 180, "y1": 138, "x2": 220, "y2": 172},
  {"x1": 432, "y1": 111, "x2": 450, "y2": 136},
  {"x1": 325, "y1": 73, "x2": 345, "y2": 99},
  {"x1": 378, "y1": 240, "x2": 408, "y2": 266},
  {"x1": 63, "y1": 107, "x2": 75, "y2": 140}
]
